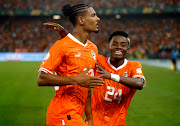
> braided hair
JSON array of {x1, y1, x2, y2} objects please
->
[{"x1": 62, "y1": 4, "x2": 90, "y2": 26}]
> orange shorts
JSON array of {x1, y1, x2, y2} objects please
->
[
  {"x1": 46, "y1": 96, "x2": 88, "y2": 126},
  {"x1": 46, "y1": 112, "x2": 88, "y2": 126}
]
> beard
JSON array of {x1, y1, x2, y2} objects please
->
[{"x1": 95, "y1": 30, "x2": 99, "y2": 33}]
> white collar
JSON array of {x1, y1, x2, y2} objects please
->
[
  {"x1": 108, "y1": 58, "x2": 128, "y2": 71},
  {"x1": 67, "y1": 33, "x2": 88, "y2": 47}
]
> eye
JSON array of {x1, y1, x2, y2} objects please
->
[
  {"x1": 92, "y1": 13, "x2": 96, "y2": 17},
  {"x1": 121, "y1": 42, "x2": 127, "y2": 47},
  {"x1": 121, "y1": 44, "x2": 126, "y2": 47},
  {"x1": 112, "y1": 42, "x2": 118, "y2": 46}
]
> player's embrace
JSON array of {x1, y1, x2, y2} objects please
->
[{"x1": 43, "y1": 24, "x2": 146, "y2": 126}]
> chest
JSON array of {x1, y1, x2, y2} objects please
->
[{"x1": 64, "y1": 47, "x2": 97, "y2": 70}]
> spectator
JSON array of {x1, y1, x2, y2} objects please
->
[{"x1": 0, "y1": 16, "x2": 179, "y2": 60}]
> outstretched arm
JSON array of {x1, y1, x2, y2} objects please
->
[
  {"x1": 37, "y1": 66, "x2": 104, "y2": 88},
  {"x1": 43, "y1": 22, "x2": 68, "y2": 38},
  {"x1": 96, "y1": 62, "x2": 144, "y2": 90}
]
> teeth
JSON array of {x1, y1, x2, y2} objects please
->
[{"x1": 114, "y1": 51, "x2": 122, "y2": 54}]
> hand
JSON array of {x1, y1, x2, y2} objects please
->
[
  {"x1": 74, "y1": 66, "x2": 104, "y2": 88},
  {"x1": 85, "y1": 119, "x2": 93, "y2": 126},
  {"x1": 96, "y1": 62, "x2": 111, "y2": 79},
  {"x1": 43, "y1": 22, "x2": 65, "y2": 33}
]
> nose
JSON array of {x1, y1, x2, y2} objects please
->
[
  {"x1": 97, "y1": 16, "x2": 100, "y2": 21},
  {"x1": 116, "y1": 43, "x2": 122, "y2": 49}
]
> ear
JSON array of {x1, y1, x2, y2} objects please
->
[
  {"x1": 107, "y1": 44, "x2": 110, "y2": 52},
  {"x1": 77, "y1": 16, "x2": 85, "y2": 25},
  {"x1": 108, "y1": 42, "x2": 112, "y2": 51}
]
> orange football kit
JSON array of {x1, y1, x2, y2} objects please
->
[
  {"x1": 92, "y1": 54, "x2": 146, "y2": 126},
  {"x1": 39, "y1": 33, "x2": 98, "y2": 126}
]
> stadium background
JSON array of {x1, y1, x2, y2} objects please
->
[{"x1": 0, "y1": 0, "x2": 180, "y2": 126}]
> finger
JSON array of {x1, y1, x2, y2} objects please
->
[
  {"x1": 43, "y1": 22, "x2": 52, "y2": 26},
  {"x1": 44, "y1": 23, "x2": 56, "y2": 28},
  {"x1": 98, "y1": 74, "x2": 104, "y2": 78},
  {"x1": 90, "y1": 83, "x2": 104, "y2": 86},
  {"x1": 88, "y1": 80, "x2": 104, "y2": 85},
  {"x1": 87, "y1": 85, "x2": 102, "y2": 88},
  {"x1": 43, "y1": 22, "x2": 54, "y2": 25},
  {"x1": 96, "y1": 64, "x2": 102, "y2": 71},
  {"x1": 84, "y1": 65, "x2": 91, "y2": 73},
  {"x1": 96, "y1": 70, "x2": 104, "y2": 74},
  {"x1": 90, "y1": 76, "x2": 103, "y2": 80},
  {"x1": 96, "y1": 63, "x2": 104, "y2": 71},
  {"x1": 95, "y1": 61, "x2": 101, "y2": 67}
]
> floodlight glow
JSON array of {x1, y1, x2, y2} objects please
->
[{"x1": 53, "y1": 15, "x2": 61, "y2": 20}]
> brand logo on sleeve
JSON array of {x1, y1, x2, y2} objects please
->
[
  {"x1": 44, "y1": 52, "x2": 50, "y2": 60},
  {"x1": 136, "y1": 68, "x2": 142, "y2": 74}
]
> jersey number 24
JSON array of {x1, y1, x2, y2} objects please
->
[{"x1": 105, "y1": 86, "x2": 122, "y2": 103}]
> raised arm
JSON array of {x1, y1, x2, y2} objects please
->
[
  {"x1": 37, "y1": 66, "x2": 104, "y2": 88},
  {"x1": 96, "y1": 62, "x2": 144, "y2": 90},
  {"x1": 43, "y1": 22, "x2": 68, "y2": 38}
]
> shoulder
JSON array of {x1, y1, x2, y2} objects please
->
[
  {"x1": 97, "y1": 54, "x2": 108, "y2": 65},
  {"x1": 87, "y1": 40, "x2": 98, "y2": 49},
  {"x1": 97, "y1": 54, "x2": 105, "y2": 60},
  {"x1": 57, "y1": 35, "x2": 72, "y2": 45},
  {"x1": 128, "y1": 60, "x2": 142, "y2": 67},
  {"x1": 52, "y1": 36, "x2": 73, "y2": 48}
]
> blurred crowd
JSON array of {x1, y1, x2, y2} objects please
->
[
  {"x1": 0, "y1": 15, "x2": 179, "y2": 59},
  {"x1": 92, "y1": 16, "x2": 180, "y2": 59},
  {"x1": 0, "y1": 0, "x2": 180, "y2": 9}
]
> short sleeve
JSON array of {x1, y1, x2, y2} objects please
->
[
  {"x1": 131, "y1": 61, "x2": 146, "y2": 87},
  {"x1": 39, "y1": 40, "x2": 64, "y2": 74}
]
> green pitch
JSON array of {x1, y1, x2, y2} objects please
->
[{"x1": 0, "y1": 62, "x2": 180, "y2": 126}]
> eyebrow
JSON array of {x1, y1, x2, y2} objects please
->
[
  {"x1": 121, "y1": 41, "x2": 127, "y2": 43},
  {"x1": 91, "y1": 11, "x2": 96, "y2": 15},
  {"x1": 112, "y1": 41, "x2": 127, "y2": 43}
]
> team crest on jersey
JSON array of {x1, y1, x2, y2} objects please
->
[
  {"x1": 44, "y1": 52, "x2": 50, "y2": 60},
  {"x1": 123, "y1": 74, "x2": 128, "y2": 77},
  {"x1": 91, "y1": 51, "x2": 96, "y2": 60}
]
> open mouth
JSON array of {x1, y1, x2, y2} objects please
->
[
  {"x1": 96, "y1": 22, "x2": 99, "y2": 28},
  {"x1": 114, "y1": 50, "x2": 123, "y2": 55}
]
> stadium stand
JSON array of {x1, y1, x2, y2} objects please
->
[
  {"x1": 0, "y1": 0, "x2": 180, "y2": 59},
  {"x1": 0, "y1": 0, "x2": 180, "y2": 9}
]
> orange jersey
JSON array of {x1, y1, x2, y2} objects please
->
[
  {"x1": 92, "y1": 54, "x2": 146, "y2": 126},
  {"x1": 39, "y1": 33, "x2": 98, "y2": 126}
]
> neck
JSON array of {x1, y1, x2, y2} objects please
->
[
  {"x1": 72, "y1": 28, "x2": 90, "y2": 44},
  {"x1": 110, "y1": 58, "x2": 125, "y2": 68}
]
